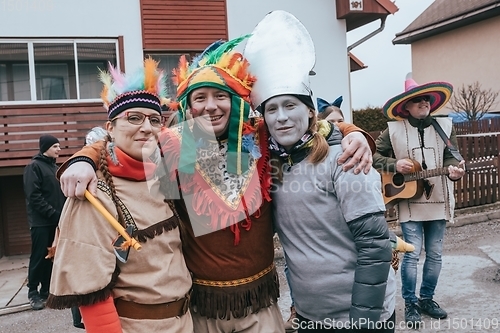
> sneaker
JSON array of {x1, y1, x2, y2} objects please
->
[
  {"x1": 284, "y1": 306, "x2": 297, "y2": 333},
  {"x1": 29, "y1": 294, "x2": 45, "y2": 311},
  {"x1": 418, "y1": 298, "x2": 448, "y2": 319},
  {"x1": 39, "y1": 292, "x2": 49, "y2": 303},
  {"x1": 405, "y1": 303, "x2": 421, "y2": 328}
]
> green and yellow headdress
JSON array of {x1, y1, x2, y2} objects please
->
[{"x1": 172, "y1": 36, "x2": 256, "y2": 174}]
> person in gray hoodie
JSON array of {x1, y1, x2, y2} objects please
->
[{"x1": 263, "y1": 95, "x2": 395, "y2": 332}]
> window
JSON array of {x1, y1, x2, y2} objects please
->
[
  {"x1": 0, "y1": 39, "x2": 117, "y2": 103},
  {"x1": 147, "y1": 53, "x2": 192, "y2": 99},
  {"x1": 78, "y1": 43, "x2": 117, "y2": 99},
  {"x1": 0, "y1": 43, "x2": 29, "y2": 101},
  {"x1": 0, "y1": 64, "x2": 5, "y2": 100}
]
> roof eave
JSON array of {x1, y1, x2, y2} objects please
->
[
  {"x1": 348, "y1": 52, "x2": 367, "y2": 72},
  {"x1": 375, "y1": 0, "x2": 398, "y2": 15},
  {"x1": 393, "y1": 3, "x2": 500, "y2": 45}
]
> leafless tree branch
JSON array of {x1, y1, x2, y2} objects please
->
[{"x1": 449, "y1": 82, "x2": 499, "y2": 121}]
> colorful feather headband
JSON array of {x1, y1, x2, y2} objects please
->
[
  {"x1": 171, "y1": 35, "x2": 257, "y2": 175},
  {"x1": 99, "y1": 58, "x2": 167, "y2": 119}
]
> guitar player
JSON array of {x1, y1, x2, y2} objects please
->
[{"x1": 372, "y1": 75, "x2": 465, "y2": 329}]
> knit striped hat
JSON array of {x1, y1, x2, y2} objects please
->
[{"x1": 99, "y1": 58, "x2": 167, "y2": 119}]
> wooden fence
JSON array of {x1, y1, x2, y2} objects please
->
[
  {"x1": 454, "y1": 134, "x2": 499, "y2": 208},
  {"x1": 453, "y1": 117, "x2": 500, "y2": 135}
]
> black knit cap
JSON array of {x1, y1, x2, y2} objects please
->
[
  {"x1": 295, "y1": 94, "x2": 315, "y2": 110},
  {"x1": 259, "y1": 94, "x2": 315, "y2": 113},
  {"x1": 39, "y1": 135, "x2": 60, "y2": 153}
]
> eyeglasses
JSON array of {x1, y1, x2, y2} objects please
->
[
  {"x1": 409, "y1": 95, "x2": 431, "y2": 103},
  {"x1": 111, "y1": 111, "x2": 164, "y2": 128}
]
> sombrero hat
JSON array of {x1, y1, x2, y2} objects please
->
[{"x1": 382, "y1": 76, "x2": 453, "y2": 120}]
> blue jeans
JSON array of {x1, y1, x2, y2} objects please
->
[{"x1": 400, "y1": 220, "x2": 446, "y2": 304}]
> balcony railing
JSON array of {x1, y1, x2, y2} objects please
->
[{"x1": 0, "y1": 103, "x2": 107, "y2": 167}]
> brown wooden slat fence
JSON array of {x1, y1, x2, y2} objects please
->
[
  {"x1": 0, "y1": 103, "x2": 107, "y2": 167},
  {"x1": 454, "y1": 134, "x2": 499, "y2": 208},
  {"x1": 453, "y1": 117, "x2": 500, "y2": 135}
]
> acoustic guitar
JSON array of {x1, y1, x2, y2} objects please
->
[{"x1": 380, "y1": 159, "x2": 465, "y2": 206}]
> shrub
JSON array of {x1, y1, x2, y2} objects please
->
[{"x1": 352, "y1": 106, "x2": 390, "y2": 133}]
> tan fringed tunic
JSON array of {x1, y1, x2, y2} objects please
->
[{"x1": 47, "y1": 175, "x2": 193, "y2": 333}]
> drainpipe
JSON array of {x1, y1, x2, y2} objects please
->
[
  {"x1": 346, "y1": 16, "x2": 387, "y2": 119},
  {"x1": 347, "y1": 16, "x2": 386, "y2": 52}
]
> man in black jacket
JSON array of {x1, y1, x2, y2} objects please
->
[{"x1": 23, "y1": 135, "x2": 66, "y2": 310}]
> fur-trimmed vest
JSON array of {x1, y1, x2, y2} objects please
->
[{"x1": 388, "y1": 118, "x2": 455, "y2": 223}]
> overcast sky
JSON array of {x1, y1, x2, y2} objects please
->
[{"x1": 347, "y1": 0, "x2": 434, "y2": 109}]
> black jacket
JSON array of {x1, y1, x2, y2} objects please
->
[{"x1": 23, "y1": 153, "x2": 66, "y2": 227}]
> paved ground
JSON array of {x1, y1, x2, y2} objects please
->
[
  {"x1": 275, "y1": 219, "x2": 500, "y2": 333},
  {"x1": 0, "y1": 255, "x2": 30, "y2": 315},
  {"x1": 1, "y1": 204, "x2": 499, "y2": 332}
]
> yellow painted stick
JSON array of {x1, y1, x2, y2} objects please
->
[
  {"x1": 395, "y1": 236, "x2": 415, "y2": 252},
  {"x1": 84, "y1": 190, "x2": 142, "y2": 251}
]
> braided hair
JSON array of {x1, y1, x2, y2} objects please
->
[
  {"x1": 98, "y1": 131, "x2": 186, "y2": 239},
  {"x1": 98, "y1": 135, "x2": 127, "y2": 228}
]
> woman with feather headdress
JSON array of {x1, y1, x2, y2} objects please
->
[{"x1": 46, "y1": 59, "x2": 193, "y2": 333}]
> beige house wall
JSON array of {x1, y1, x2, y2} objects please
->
[{"x1": 410, "y1": 16, "x2": 500, "y2": 114}]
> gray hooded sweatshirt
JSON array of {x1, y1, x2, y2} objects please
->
[{"x1": 271, "y1": 126, "x2": 395, "y2": 328}]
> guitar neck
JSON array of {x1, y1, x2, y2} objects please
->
[{"x1": 404, "y1": 167, "x2": 449, "y2": 182}]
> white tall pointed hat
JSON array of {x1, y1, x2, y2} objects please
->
[{"x1": 243, "y1": 10, "x2": 316, "y2": 109}]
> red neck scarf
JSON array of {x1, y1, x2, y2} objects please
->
[{"x1": 106, "y1": 146, "x2": 157, "y2": 181}]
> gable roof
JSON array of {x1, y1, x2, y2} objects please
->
[{"x1": 393, "y1": 0, "x2": 500, "y2": 44}]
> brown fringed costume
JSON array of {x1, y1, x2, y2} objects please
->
[{"x1": 159, "y1": 121, "x2": 279, "y2": 320}]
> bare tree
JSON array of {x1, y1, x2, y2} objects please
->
[{"x1": 449, "y1": 81, "x2": 499, "y2": 121}]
